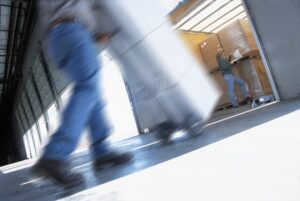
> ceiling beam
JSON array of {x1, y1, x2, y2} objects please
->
[
  {"x1": 197, "y1": 4, "x2": 242, "y2": 32},
  {"x1": 188, "y1": 0, "x2": 231, "y2": 31},
  {"x1": 169, "y1": 0, "x2": 208, "y2": 24}
]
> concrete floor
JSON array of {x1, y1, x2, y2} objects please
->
[{"x1": 1, "y1": 99, "x2": 300, "y2": 201}]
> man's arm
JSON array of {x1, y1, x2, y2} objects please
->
[{"x1": 217, "y1": 56, "x2": 232, "y2": 71}]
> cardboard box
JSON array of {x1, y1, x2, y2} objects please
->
[
  {"x1": 178, "y1": 31, "x2": 211, "y2": 67},
  {"x1": 244, "y1": 49, "x2": 260, "y2": 59},
  {"x1": 96, "y1": 0, "x2": 221, "y2": 129},
  {"x1": 199, "y1": 34, "x2": 222, "y2": 72},
  {"x1": 218, "y1": 19, "x2": 257, "y2": 57},
  {"x1": 234, "y1": 59, "x2": 258, "y2": 80},
  {"x1": 252, "y1": 59, "x2": 272, "y2": 95},
  {"x1": 234, "y1": 58, "x2": 272, "y2": 101}
]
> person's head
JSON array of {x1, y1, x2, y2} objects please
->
[{"x1": 217, "y1": 47, "x2": 225, "y2": 56}]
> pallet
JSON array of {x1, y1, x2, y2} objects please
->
[
  {"x1": 215, "y1": 103, "x2": 234, "y2": 111},
  {"x1": 215, "y1": 98, "x2": 253, "y2": 112}
]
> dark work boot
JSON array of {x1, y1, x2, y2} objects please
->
[
  {"x1": 187, "y1": 122, "x2": 205, "y2": 138},
  {"x1": 30, "y1": 158, "x2": 85, "y2": 188},
  {"x1": 241, "y1": 97, "x2": 253, "y2": 105},
  {"x1": 93, "y1": 151, "x2": 133, "y2": 171},
  {"x1": 153, "y1": 121, "x2": 177, "y2": 144}
]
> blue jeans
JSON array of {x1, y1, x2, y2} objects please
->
[
  {"x1": 223, "y1": 74, "x2": 249, "y2": 107},
  {"x1": 42, "y1": 23, "x2": 110, "y2": 160}
]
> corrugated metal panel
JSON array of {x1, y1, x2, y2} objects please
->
[
  {"x1": 18, "y1": 103, "x2": 28, "y2": 131},
  {"x1": 13, "y1": 111, "x2": 23, "y2": 134},
  {"x1": 21, "y1": 93, "x2": 35, "y2": 126},
  {"x1": 32, "y1": 57, "x2": 54, "y2": 109},
  {"x1": 25, "y1": 78, "x2": 43, "y2": 119}
]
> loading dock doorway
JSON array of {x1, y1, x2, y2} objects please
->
[{"x1": 172, "y1": 0, "x2": 279, "y2": 116}]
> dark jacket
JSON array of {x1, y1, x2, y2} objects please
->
[{"x1": 216, "y1": 53, "x2": 233, "y2": 75}]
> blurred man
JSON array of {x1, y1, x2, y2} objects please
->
[
  {"x1": 32, "y1": 0, "x2": 132, "y2": 188},
  {"x1": 216, "y1": 47, "x2": 252, "y2": 108}
]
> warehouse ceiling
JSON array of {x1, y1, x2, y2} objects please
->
[
  {"x1": 174, "y1": 0, "x2": 247, "y2": 33},
  {"x1": 0, "y1": 0, "x2": 35, "y2": 109}
]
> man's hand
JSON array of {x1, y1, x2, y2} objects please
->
[
  {"x1": 95, "y1": 33, "x2": 113, "y2": 43},
  {"x1": 95, "y1": 29, "x2": 120, "y2": 43}
]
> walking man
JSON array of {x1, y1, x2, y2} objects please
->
[{"x1": 32, "y1": 0, "x2": 132, "y2": 188}]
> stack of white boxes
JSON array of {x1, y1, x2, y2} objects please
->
[{"x1": 95, "y1": 0, "x2": 220, "y2": 132}]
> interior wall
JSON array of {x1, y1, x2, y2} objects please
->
[{"x1": 244, "y1": 0, "x2": 300, "y2": 100}]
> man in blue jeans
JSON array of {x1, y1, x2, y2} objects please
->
[
  {"x1": 32, "y1": 1, "x2": 132, "y2": 188},
  {"x1": 216, "y1": 47, "x2": 252, "y2": 108}
]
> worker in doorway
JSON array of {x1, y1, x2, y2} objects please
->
[
  {"x1": 31, "y1": 0, "x2": 132, "y2": 188},
  {"x1": 216, "y1": 47, "x2": 252, "y2": 108}
]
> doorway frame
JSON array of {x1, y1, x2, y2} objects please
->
[{"x1": 242, "y1": 0, "x2": 280, "y2": 101}]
